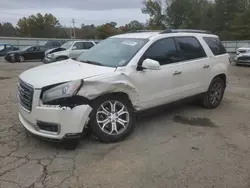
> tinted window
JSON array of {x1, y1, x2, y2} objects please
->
[
  {"x1": 143, "y1": 38, "x2": 180, "y2": 65},
  {"x1": 39, "y1": 46, "x2": 47, "y2": 51},
  {"x1": 83, "y1": 42, "x2": 94, "y2": 49},
  {"x1": 175, "y1": 37, "x2": 206, "y2": 61},
  {"x1": 203, "y1": 37, "x2": 227, "y2": 55}
]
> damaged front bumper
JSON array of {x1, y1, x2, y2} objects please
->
[
  {"x1": 43, "y1": 56, "x2": 56, "y2": 64},
  {"x1": 18, "y1": 90, "x2": 92, "y2": 141}
]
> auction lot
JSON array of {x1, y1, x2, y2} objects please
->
[{"x1": 0, "y1": 59, "x2": 249, "y2": 188}]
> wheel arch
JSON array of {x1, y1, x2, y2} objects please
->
[
  {"x1": 56, "y1": 56, "x2": 69, "y2": 61},
  {"x1": 213, "y1": 73, "x2": 227, "y2": 86},
  {"x1": 78, "y1": 81, "x2": 139, "y2": 110}
]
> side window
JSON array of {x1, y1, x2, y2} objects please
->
[
  {"x1": 175, "y1": 37, "x2": 206, "y2": 61},
  {"x1": 143, "y1": 38, "x2": 180, "y2": 66},
  {"x1": 73, "y1": 42, "x2": 84, "y2": 50},
  {"x1": 83, "y1": 42, "x2": 94, "y2": 49},
  {"x1": 203, "y1": 37, "x2": 227, "y2": 56}
]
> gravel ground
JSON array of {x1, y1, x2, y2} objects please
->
[{"x1": 0, "y1": 59, "x2": 249, "y2": 188}]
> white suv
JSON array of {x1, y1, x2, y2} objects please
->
[{"x1": 18, "y1": 29, "x2": 229, "y2": 146}]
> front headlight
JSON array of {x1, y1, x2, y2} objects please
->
[
  {"x1": 42, "y1": 80, "x2": 83, "y2": 103},
  {"x1": 47, "y1": 53, "x2": 54, "y2": 58}
]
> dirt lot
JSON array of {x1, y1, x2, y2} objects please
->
[{"x1": 0, "y1": 59, "x2": 249, "y2": 188}]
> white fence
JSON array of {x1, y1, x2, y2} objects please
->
[
  {"x1": 0, "y1": 37, "x2": 98, "y2": 49},
  {"x1": 0, "y1": 36, "x2": 249, "y2": 53}
]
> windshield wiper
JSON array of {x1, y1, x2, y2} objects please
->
[{"x1": 80, "y1": 60, "x2": 104, "y2": 66}]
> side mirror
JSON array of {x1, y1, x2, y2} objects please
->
[
  {"x1": 72, "y1": 46, "x2": 77, "y2": 50},
  {"x1": 140, "y1": 58, "x2": 160, "y2": 70}
]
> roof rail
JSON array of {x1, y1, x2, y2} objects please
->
[
  {"x1": 160, "y1": 29, "x2": 212, "y2": 34},
  {"x1": 128, "y1": 30, "x2": 164, "y2": 33}
]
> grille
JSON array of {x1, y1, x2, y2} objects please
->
[
  {"x1": 238, "y1": 56, "x2": 250, "y2": 61},
  {"x1": 18, "y1": 80, "x2": 34, "y2": 111}
]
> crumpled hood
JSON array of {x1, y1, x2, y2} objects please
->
[
  {"x1": 45, "y1": 47, "x2": 66, "y2": 55},
  {"x1": 19, "y1": 59, "x2": 116, "y2": 88}
]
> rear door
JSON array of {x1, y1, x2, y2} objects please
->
[
  {"x1": 173, "y1": 36, "x2": 208, "y2": 97},
  {"x1": 202, "y1": 37, "x2": 229, "y2": 88},
  {"x1": 70, "y1": 42, "x2": 85, "y2": 58}
]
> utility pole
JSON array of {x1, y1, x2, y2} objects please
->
[{"x1": 72, "y1": 19, "x2": 76, "y2": 39}]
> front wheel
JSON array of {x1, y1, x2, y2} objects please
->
[
  {"x1": 89, "y1": 95, "x2": 135, "y2": 143},
  {"x1": 202, "y1": 77, "x2": 225, "y2": 109}
]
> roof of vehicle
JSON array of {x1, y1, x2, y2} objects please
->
[{"x1": 112, "y1": 29, "x2": 218, "y2": 39}]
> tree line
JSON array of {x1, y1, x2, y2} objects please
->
[{"x1": 1, "y1": 0, "x2": 250, "y2": 40}]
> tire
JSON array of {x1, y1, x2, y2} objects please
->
[
  {"x1": 18, "y1": 55, "x2": 25, "y2": 62},
  {"x1": 89, "y1": 95, "x2": 135, "y2": 143},
  {"x1": 202, "y1": 77, "x2": 225, "y2": 109},
  {"x1": 56, "y1": 57, "x2": 68, "y2": 62}
]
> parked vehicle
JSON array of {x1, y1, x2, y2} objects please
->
[
  {"x1": 0, "y1": 44, "x2": 19, "y2": 56},
  {"x1": 5, "y1": 45, "x2": 47, "y2": 62},
  {"x1": 234, "y1": 45, "x2": 250, "y2": 65},
  {"x1": 43, "y1": 40, "x2": 98, "y2": 63},
  {"x1": 236, "y1": 45, "x2": 250, "y2": 55},
  {"x1": 17, "y1": 29, "x2": 229, "y2": 148}
]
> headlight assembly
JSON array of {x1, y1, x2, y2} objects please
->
[
  {"x1": 47, "y1": 53, "x2": 54, "y2": 58},
  {"x1": 42, "y1": 80, "x2": 83, "y2": 103}
]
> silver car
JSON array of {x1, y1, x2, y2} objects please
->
[{"x1": 43, "y1": 40, "x2": 98, "y2": 63}]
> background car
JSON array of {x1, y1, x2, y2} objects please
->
[
  {"x1": 44, "y1": 40, "x2": 65, "y2": 49},
  {"x1": 4, "y1": 45, "x2": 47, "y2": 63},
  {"x1": 236, "y1": 45, "x2": 250, "y2": 55},
  {"x1": 43, "y1": 40, "x2": 98, "y2": 63},
  {"x1": 0, "y1": 44, "x2": 19, "y2": 56}
]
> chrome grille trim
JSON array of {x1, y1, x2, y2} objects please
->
[{"x1": 18, "y1": 79, "x2": 34, "y2": 111}]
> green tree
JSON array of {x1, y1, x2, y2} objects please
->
[
  {"x1": 96, "y1": 22, "x2": 118, "y2": 39},
  {"x1": 0, "y1": 22, "x2": 17, "y2": 37},
  {"x1": 230, "y1": 2, "x2": 250, "y2": 39},
  {"x1": 17, "y1": 13, "x2": 60, "y2": 38},
  {"x1": 213, "y1": 0, "x2": 247, "y2": 39},
  {"x1": 120, "y1": 20, "x2": 146, "y2": 32},
  {"x1": 142, "y1": 0, "x2": 166, "y2": 29}
]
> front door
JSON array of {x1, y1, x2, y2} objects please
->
[{"x1": 128, "y1": 37, "x2": 184, "y2": 110}]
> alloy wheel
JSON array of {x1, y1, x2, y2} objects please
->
[
  {"x1": 96, "y1": 100, "x2": 130, "y2": 135},
  {"x1": 209, "y1": 83, "x2": 223, "y2": 105}
]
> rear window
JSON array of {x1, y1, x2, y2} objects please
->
[{"x1": 203, "y1": 37, "x2": 227, "y2": 56}]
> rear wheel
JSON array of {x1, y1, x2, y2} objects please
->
[
  {"x1": 89, "y1": 95, "x2": 135, "y2": 143},
  {"x1": 202, "y1": 77, "x2": 225, "y2": 109}
]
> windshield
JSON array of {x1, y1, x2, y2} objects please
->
[
  {"x1": 76, "y1": 38, "x2": 148, "y2": 67},
  {"x1": 61, "y1": 41, "x2": 74, "y2": 49},
  {"x1": 21, "y1": 46, "x2": 32, "y2": 51}
]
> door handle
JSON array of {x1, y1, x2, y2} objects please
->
[
  {"x1": 203, "y1": 65, "x2": 210, "y2": 68},
  {"x1": 173, "y1": 71, "x2": 182, "y2": 75}
]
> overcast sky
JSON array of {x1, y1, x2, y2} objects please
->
[{"x1": 0, "y1": 0, "x2": 149, "y2": 27}]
